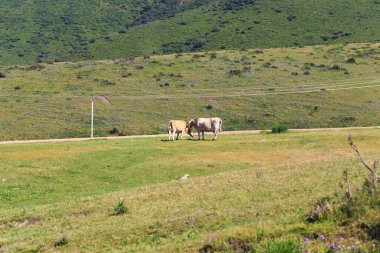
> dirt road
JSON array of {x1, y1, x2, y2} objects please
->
[{"x1": 0, "y1": 126, "x2": 378, "y2": 145}]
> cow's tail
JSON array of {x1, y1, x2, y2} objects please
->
[
  {"x1": 168, "y1": 121, "x2": 173, "y2": 133},
  {"x1": 219, "y1": 119, "x2": 222, "y2": 133}
]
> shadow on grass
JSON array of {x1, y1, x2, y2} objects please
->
[{"x1": 161, "y1": 138, "x2": 214, "y2": 142}]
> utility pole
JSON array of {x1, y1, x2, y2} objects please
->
[{"x1": 91, "y1": 97, "x2": 94, "y2": 138}]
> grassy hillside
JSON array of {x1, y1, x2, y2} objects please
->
[
  {"x1": 0, "y1": 0, "x2": 379, "y2": 65},
  {"x1": 0, "y1": 129, "x2": 379, "y2": 252},
  {"x1": 0, "y1": 43, "x2": 379, "y2": 141}
]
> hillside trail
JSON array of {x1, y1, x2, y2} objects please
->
[{"x1": 0, "y1": 126, "x2": 379, "y2": 145}]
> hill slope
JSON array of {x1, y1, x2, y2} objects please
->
[
  {"x1": 0, "y1": 43, "x2": 379, "y2": 140},
  {"x1": 0, "y1": 0, "x2": 379, "y2": 65}
]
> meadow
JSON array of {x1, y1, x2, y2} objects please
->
[
  {"x1": 0, "y1": 43, "x2": 379, "y2": 141},
  {"x1": 0, "y1": 128, "x2": 379, "y2": 252}
]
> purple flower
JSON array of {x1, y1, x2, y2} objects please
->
[
  {"x1": 347, "y1": 246, "x2": 351, "y2": 250},
  {"x1": 351, "y1": 246, "x2": 355, "y2": 250},
  {"x1": 306, "y1": 250, "x2": 310, "y2": 253},
  {"x1": 319, "y1": 234, "x2": 325, "y2": 240},
  {"x1": 303, "y1": 237, "x2": 309, "y2": 244}
]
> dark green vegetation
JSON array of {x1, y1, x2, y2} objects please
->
[
  {"x1": 0, "y1": 129, "x2": 379, "y2": 252},
  {"x1": 1, "y1": 0, "x2": 379, "y2": 65},
  {"x1": 0, "y1": 43, "x2": 379, "y2": 141},
  {"x1": 271, "y1": 125, "x2": 288, "y2": 133}
]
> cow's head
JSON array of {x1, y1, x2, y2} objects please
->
[
  {"x1": 185, "y1": 126, "x2": 193, "y2": 137},
  {"x1": 189, "y1": 118, "x2": 197, "y2": 129}
]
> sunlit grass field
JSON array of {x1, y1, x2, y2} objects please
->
[
  {"x1": 0, "y1": 128, "x2": 379, "y2": 252},
  {"x1": 0, "y1": 43, "x2": 379, "y2": 141}
]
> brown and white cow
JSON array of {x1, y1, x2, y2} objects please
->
[
  {"x1": 189, "y1": 117, "x2": 222, "y2": 140},
  {"x1": 167, "y1": 120, "x2": 193, "y2": 141}
]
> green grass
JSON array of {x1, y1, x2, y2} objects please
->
[
  {"x1": 0, "y1": 129, "x2": 379, "y2": 252},
  {"x1": 0, "y1": 43, "x2": 379, "y2": 140},
  {"x1": 0, "y1": 0, "x2": 379, "y2": 65}
]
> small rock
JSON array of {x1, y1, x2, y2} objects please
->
[{"x1": 180, "y1": 174, "x2": 189, "y2": 180}]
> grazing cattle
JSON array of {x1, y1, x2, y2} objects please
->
[
  {"x1": 167, "y1": 120, "x2": 193, "y2": 141},
  {"x1": 189, "y1": 117, "x2": 222, "y2": 140}
]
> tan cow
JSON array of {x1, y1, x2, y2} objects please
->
[
  {"x1": 167, "y1": 120, "x2": 193, "y2": 141},
  {"x1": 189, "y1": 117, "x2": 222, "y2": 140}
]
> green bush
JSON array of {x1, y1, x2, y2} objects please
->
[
  {"x1": 265, "y1": 240, "x2": 302, "y2": 253},
  {"x1": 271, "y1": 125, "x2": 288, "y2": 133},
  {"x1": 113, "y1": 199, "x2": 128, "y2": 215}
]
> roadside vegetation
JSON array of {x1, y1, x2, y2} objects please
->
[{"x1": 0, "y1": 129, "x2": 379, "y2": 252}]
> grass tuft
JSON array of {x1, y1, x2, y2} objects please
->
[{"x1": 113, "y1": 199, "x2": 128, "y2": 215}]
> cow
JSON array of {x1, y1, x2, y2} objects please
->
[
  {"x1": 189, "y1": 117, "x2": 222, "y2": 141},
  {"x1": 167, "y1": 120, "x2": 193, "y2": 141}
]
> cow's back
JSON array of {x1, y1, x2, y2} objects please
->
[
  {"x1": 169, "y1": 120, "x2": 187, "y2": 130},
  {"x1": 196, "y1": 117, "x2": 221, "y2": 131}
]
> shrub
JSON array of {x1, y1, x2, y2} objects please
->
[
  {"x1": 271, "y1": 125, "x2": 288, "y2": 133},
  {"x1": 113, "y1": 199, "x2": 128, "y2": 215},
  {"x1": 121, "y1": 72, "x2": 132, "y2": 78},
  {"x1": 205, "y1": 104, "x2": 213, "y2": 110},
  {"x1": 28, "y1": 64, "x2": 45, "y2": 71},
  {"x1": 222, "y1": 0, "x2": 256, "y2": 11},
  {"x1": 320, "y1": 35, "x2": 330, "y2": 41},
  {"x1": 265, "y1": 240, "x2": 302, "y2": 253},
  {"x1": 209, "y1": 52, "x2": 217, "y2": 59},
  {"x1": 54, "y1": 236, "x2": 68, "y2": 247},
  {"x1": 110, "y1": 128, "x2": 120, "y2": 135},
  {"x1": 287, "y1": 15, "x2": 297, "y2": 21},
  {"x1": 347, "y1": 57, "x2": 356, "y2": 63},
  {"x1": 99, "y1": 79, "x2": 116, "y2": 86},
  {"x1": 199, "y1": 237, "x2": 258, "y2": 253},
  {"x1": 307, "y1": 196, "x2": 335, "y2": 222},
  {"x1": 229, "y1": 69, "x2": 243, "y2": 76},
  {"x1": 0, "y1": 72, "x2": 6, "y2": 78},
  {"x1": 192, "y1": 54, "x2": 205, "y2": 59}
]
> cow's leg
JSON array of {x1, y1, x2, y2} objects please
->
[
  {"x1": 212, "y1": 130, "x2": 218, "y2": 141},
  {"x1": 168, "y1": 130, "x2": 171, "y2": 141},
  {"x1": 202, "y1": 131, "x2": 205, "y2": 140},
  {"x1": 176, "y1": 132, "x2": 180, "y2": 140},
  {"x1": 198, "y1": 130, "x2": 201, "y2": 140},
  {"x1": 181, "y1": 130, "x2": 185, "y2": 140}
]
